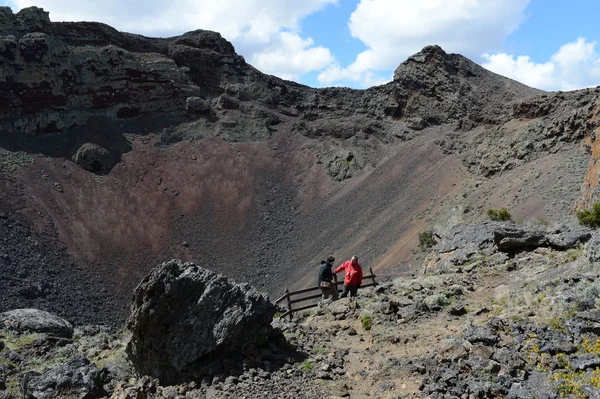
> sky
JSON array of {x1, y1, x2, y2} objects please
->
[{"x1": 2, "y1": 0, "x2": 600, "y2": 91}]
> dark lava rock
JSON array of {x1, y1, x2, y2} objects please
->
[
  {"x1": 71, "y1": 143, "x2": 117, "y2": 172},
  {"x1": 493, "y1": 225, "x2": 547, "y2": 252},
  {"x1": 506, "y1": 372, "x2": 557, "y2": 399},
  {"x1": 126, "y1": 259, "x2": 277, "y2": 384},
  {"x1": 0, "y1": 309, "x2": 73, "y2": 338},
  {"x1": 435, "y1": 223, "x2": 497, "y2": 254},
  {"x1": 492, "y1": 348, "x2": 525, "y2": 376},
  {"x1": 463, "y1": 324, "x2": 499, "y2": 346},
  {"x1": 185, "y1": 96, "x2": 211, "y2": 113},
  {"x1": 23, "y1": 357, "x2": 104, "y2": 399},
  {"x1": 466, "y1": 344, "x2": 494, "y2": 370},
  {"x1": 448, "y1": 305, "x2": 468, "y2": 316},
  {"x1": 569, "y1": 353, "x2": 600, "y2": 370},
  {"x1": 547, "y1": 228, "x2": 591, "y2": 250},
  {"x1": 539, "y1": 339, "x2": 577, "y2": 355},
  {"x1": 576, "y1": 310, "x2": 600, "y2": 323}
]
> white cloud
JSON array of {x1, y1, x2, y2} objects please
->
[
  {"x1": 319, "y1": 0, "x2": 530, "y2": 87},
  {"x1": 11, "y1": 0, "x2": 338, "y2": 82},
  {"x1": 249, "y1": 32, "x2": 335, "y2": 82},
  {"x1": 482, "y1": 38, "x2": 600, "y2": 91}
]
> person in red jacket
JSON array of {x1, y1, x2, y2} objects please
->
[{"x1": 334, "y1": 255, "x2": 363, "y2": 298}]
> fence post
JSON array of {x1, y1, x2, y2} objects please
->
[
  {"x1": 369, "y1": 266, "x2": 377, "y2": 286},
  {"x1": 285, "y1": 287, "x2": 293, "y2": 320}
]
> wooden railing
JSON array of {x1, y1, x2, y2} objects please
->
[{"x1": 275, "y1": 267, "x2": 377, "y2": 319}]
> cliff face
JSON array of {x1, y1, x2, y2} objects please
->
[{"x1": 1, "y1": 7, "x2": 599, "y2": 326}]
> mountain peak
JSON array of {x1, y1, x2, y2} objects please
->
[{"x1": 393, "y1": 44, "x2": 479, "y2": 83}]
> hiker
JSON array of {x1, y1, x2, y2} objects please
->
[
  {"x1": 318, "y1": 255, "x2": 339, "y2": 302},
  {"x1": 334, "y1": 255, "x2": 363, "y2": 298}
]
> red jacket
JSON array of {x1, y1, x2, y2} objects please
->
[{"x1": 334, "y1": 260, "x2": 363, "y2": 286}]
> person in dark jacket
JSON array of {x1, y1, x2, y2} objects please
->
[{"x1": 318, "y1": 255, "x2": 339, "y2": 302}]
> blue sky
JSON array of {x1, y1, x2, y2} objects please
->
[{"x1": 3, "y1": 0, "x2": 600, "y2": 90}]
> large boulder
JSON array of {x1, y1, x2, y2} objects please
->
[
  {"x1": 22, "y1": 358, "x2": 105, "y2": 399},
  {"x1": 435, "y1": 223, "x2": 498, "y2": 254},
  {"x1": 125, "y1": 260, "x2": 277, "y2": 384},
  {"x1": 492, "y1": 225, "x2": 547, "y2": 252},
  {"x1": 547, "y1": 227, "x2": 591, "y2": 250},
  {"x1": 71, "y1": 143, "x2": 117, "y2": 172},
  {"x1": 0, "y1": 309, "x2": 73, "y2": 338}
]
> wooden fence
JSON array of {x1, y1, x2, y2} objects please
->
[{"x1": 275, "y1": 267, "x2": 377, "y2": 319}]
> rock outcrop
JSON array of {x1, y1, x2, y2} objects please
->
[
  {"x1": 22, "y1": 357, "x2": 104, "y2": 399},
  {"x1": 0, "y1": 309, "x2": 73, "y2": 338},
  {"x1": 125, "y1": 260, "x2": 277, "y2": 384},
  {"x1": 425, "y1": 222, "x2": 593, "y2": 273}
]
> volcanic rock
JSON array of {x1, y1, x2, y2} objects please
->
[
  {"x1": 71, "y1": 143, "x2": 116, "y2": 172},
  {"x1": 435, "y1": 223, "x2": 497, "y2": 254},
  {"x1": 125, "y1": 260, "x2": 277, "y2": 384},
  {"x1": 22, "y1": 357, "x2": 104, "y2": 399},
  {"x1": 492, "y1": 225, "x2": 548, "y2": 252},
  {"x1": 547, "y1": 227, "x2": 592, "y2": 250},
  {"x1": 0, "y1": 309, "x2": 73, "y2": 338}
]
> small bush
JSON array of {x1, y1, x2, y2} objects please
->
[
  {"x1": 572, "y1": 281, "x2": 600, "y2": 311},
  {"x1": 564, "y1": 246, "x2": 583, "y2": 264},
  {"x1": 576, "y1": 202, "x2": 600, "y2": 228},
  {"x1": 311, "y1": 347, "x2": 328, "y2": 355},
  {"x1": 361, "y1": 315, "x2": 373, "y2": 331},
  {"x1": 537, "y1": 217, "x2": 550, "y2": 226},
  {"x1": 299, "y1": 361, "x2": 313, "y2": 373},
  {"x1": 487, "y1": 208, "x2": 512, "y2": 221},
  {"x1": 418, "y1": 230, "x2": 437, "y2": 250}
]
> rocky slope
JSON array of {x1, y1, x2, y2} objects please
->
[
  {"x1": 2, "y1": 6, "x2": 600, "y2": 328},
  {"x1": 3, "y1": 220, "x2": 600, "y2": 398}
]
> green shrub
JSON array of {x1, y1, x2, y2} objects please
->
[
  {"x1": 299, "y1": 361, "x2": 313, "y2": 373},
  {"x1": 487, "y1": 208, "x2": 512, "y2": 221},
  {"x1": 361, "y1": 315, "x2": 373, "y2": 331},
  {"x1": 571, "y1": 281, "x2": 600, "y2": 311},
  {"x1": 576, "y1": 202, "x2": 600, "y2": 228},
  {"x1": 311, "y1": 347, "x2": 328, "y2": 355},
  {"x1": 564, "y1": 246, "x2": 583, "y2": 264},
  {"x1": 418, "y1": 230, "x2": 437, "y2": 250},
  {"x1": 537, "y1": 217, "x2": 550, "y2": 227}
]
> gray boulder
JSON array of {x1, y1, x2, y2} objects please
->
[
  {"x1": 23, "y1": 357, "x2": 104, "y2": 399},
  {"x1": 71, "y1": 143, "x2": 116, "y2": 172},
  {"x1": 435, "y1": 223, "x2": 497, "y2": 254},
  {"x1": 569, "y1": 353, "x2": 600, "y2": 370},
  {"x1": 126, "y1": 260, "x2": 277, "y2": 384},
  {"x1": 0, "y1": 309, "x2": 73, "y2": 338},
  {"x1": 547, "y1": 228, "x2": 591, "y2": 250},
  {"x1": 463, "y1": 324, "x2": 499, "y2": 346},
  {"x1": 185, "y1": 96, "x2": 211, "y2": 113},
  {"x1": 507, "y1": 372, "x2": 557, "y2": 399},
  {"x1": 493, "y1": 225, "x2": 547, "y2": 252}
]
